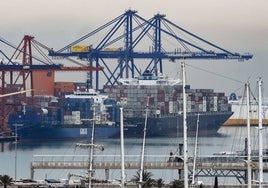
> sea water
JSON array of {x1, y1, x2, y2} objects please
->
[{"x1": 1, "y1": 126, "x2": 268, "y2": 185}]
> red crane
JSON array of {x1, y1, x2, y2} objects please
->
[{"x1": 0, "y1": 35, "x2": 103, "y2": 133}]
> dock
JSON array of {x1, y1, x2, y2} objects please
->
[{"x1": 31, "y1": 154, "x2": 268, "y2": 185}]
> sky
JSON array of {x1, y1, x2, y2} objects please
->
[{"x1": 1, "y1": 0, "x2": 268, "y2": 97}]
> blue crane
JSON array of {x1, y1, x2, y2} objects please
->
[{"x1": 48, "y1": 10, "x2": 253, "y2": 90}]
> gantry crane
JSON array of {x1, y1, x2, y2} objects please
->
[
  {"x1": 0, "y1": 35, "x2": 103, "y2": 133},
  {"x1": 48, "y1": 10, "x2": 253, "y2": 90}
]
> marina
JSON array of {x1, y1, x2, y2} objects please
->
[{"x1": 1, "y1": 126, "x2": 268, "y2": 187}]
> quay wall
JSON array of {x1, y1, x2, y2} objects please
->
[{"x1": 3, "y1": 184, "x2": 268, "y2": 188}]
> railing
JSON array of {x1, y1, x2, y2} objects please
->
[
  {"x1": 30, "y1": 154, "x2": 268, "y2": 180},
  {"x1": 32, "y1": 154, "x2": 268, "y2": 164},
  {"x1": 32, "y1": 154, "x2": 172, "y2": 164}
]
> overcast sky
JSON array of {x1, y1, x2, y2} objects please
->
[{"x1": 1, "y1": 0, "x2": 268, "y2": 97}]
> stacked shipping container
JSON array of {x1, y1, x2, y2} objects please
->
[{"x1": 104, "y1": 84, "x2": 230, "y2": 118}]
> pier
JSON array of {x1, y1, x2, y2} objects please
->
[{"x1": 31, "y1": 154, "x2": 268, "y2": 184}]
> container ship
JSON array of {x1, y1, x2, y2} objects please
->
[
  {"x1": 104, "y1": 70, "x2": 233, "y2": 137},
  {"x1": 7, "y1": 70, "x2": 233, "y2": 140},
  {"x1": 223, "y1": 93, "x2": 268, "y2": 126},
  {"x1": 8, "y1": 87, "x2": 121, "y2": 141}
]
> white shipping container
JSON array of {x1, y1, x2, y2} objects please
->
[
  {"x1": 198, "y1": 104, "x2": 203, "y2": 111},
  {"x1": 187, "y1": 104, "x2": 191, "y2": 112},
  {"x1": 64, "y1": 115, "x2": 72, "y2": 120},
  {"x1": 40, "y1": 102, "x2": 48, "y2": 108},
  {"x1": 64, "y1": 119, "x2": 73, "y2": 125},
  {"x1": 169, "y1": 105, "x2": 174, "y2": 113},
  {"x1": 202, "y1": 100, "x2": 207, "y2": 112},
  {"x1": 213, "y1": 96, "x2": 218, "y2": 111},
  {"x1": 213, "y1": 103, "x2": 218, "y2": 111},
  {"x1": 187, "y1": 101, "x2": 191, "y2": 106},
  {"x1": 72, "y1": 111, "x2": 80, "y2": 116},
  {"x1": 72, "y1": 115, "x2": 80, "y2": 120},
  {"x1": 74, "y1": 120, "x2": 81, "y2": 125}
]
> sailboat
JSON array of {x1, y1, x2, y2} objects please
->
[
  {"x1": 213, "y1": 79, "x2": 266, "y2": 186},
  {"x1": 167, "y1": 61, "x2": 189, "y2": 187}
]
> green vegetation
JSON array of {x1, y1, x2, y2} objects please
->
[
  {"x1": 169, "y1": 179, "x2": 184, "y2": 188},
  {"x1": 0, "y1": 175, "x2": 13, "y2": 188},
  {"x1": 155, "y1": 178, "x2": 165, "y2": 188},
  {"x1": 132, "y1": 170, "x2": 167, "y2": 188},
  {"x1": 132, "y1": 170, "x2": 156, "y2": 188}
]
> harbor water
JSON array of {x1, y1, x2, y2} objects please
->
[{"x1": 1, "y1": 126, "x2": 268, "y2": 185}]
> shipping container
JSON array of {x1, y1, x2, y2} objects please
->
[{"x1": 71, "y1": 45, "x2": 90, "y2": 53}]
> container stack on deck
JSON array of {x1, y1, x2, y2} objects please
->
[{"x1": 104, "y1": 84, "x2": 231, "y2": 118}]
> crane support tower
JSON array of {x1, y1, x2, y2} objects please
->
[
  {"x1": 49, "y1": 9, "x2": 253, "y2": 90},
  {"x1": 0, "y1": 35, "x2": 103, "y2": 133}
]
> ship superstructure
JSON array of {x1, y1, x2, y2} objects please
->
[{"x1": 224, "y1": 93, "x2": 268, "y2": 126}]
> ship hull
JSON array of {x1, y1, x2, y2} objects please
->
[
  {"x1": 13, "y1": 124, "x2": 119, "y2": 142},
  {"x1": 223, "y1": 119, "x2": 268, "y2": 126},
  {"x1": 122, "y1": 112, "x2": 232, "y2": 137},
  {"x1": 10, "y1": 112, "x2": 231, "y2": 140},
  {"x1": 8, "y1": 93, "x2": 121, "y2": 141}
]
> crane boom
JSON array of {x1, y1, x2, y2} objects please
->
[
  {"x1": 48, "y1": 10, "x2": 253, "y2": 89},
  {"x1": 0, "y1": 89, "x2": 32, "y2": 98}
]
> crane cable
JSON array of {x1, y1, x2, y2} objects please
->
[{"x1": 186, "y1": 63, "x2": 244, "y2": 84}]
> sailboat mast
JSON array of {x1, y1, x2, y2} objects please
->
[
  {"x1": 191, "y1": 113, "x2": 199, "y2": 185},
  {"x1": 246, "y1": 82, "x2": 252, "y2": 188},
  {"x1": 258, "y1": 78, "x2": 263, "y2": 187},
  {"x1": 120, "y1": 107, "x2": 126, "y2": 188},
  {"x1": 182, "y1": 61, "x2": 189, "y2": 188},
  {"x1": 88, "y1": 106, "x2": 95, "y2": 188},
  {"x1": 138, "y1": 96, "x2": 149, "y2": 188},
  {"x1": 75, "y1": 106, "x2": 105, "y2": 188}
]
